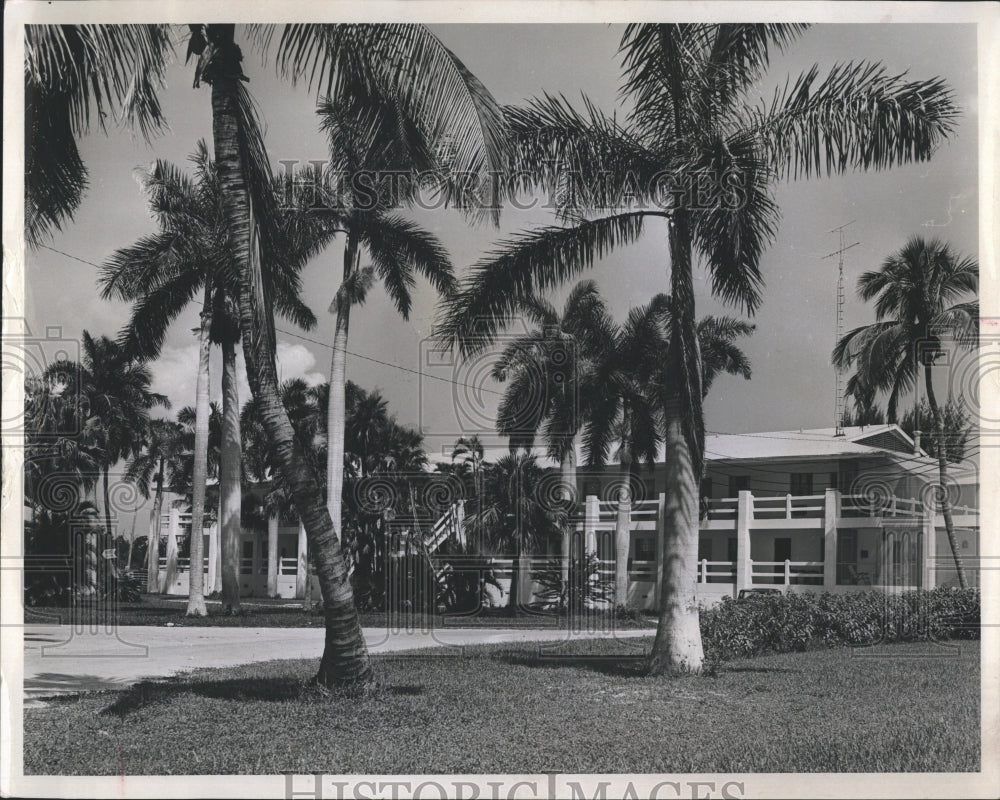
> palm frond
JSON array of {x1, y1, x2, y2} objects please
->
[
  {"x1": 746, "y1": 61, "x2": 958, "y2": 180},
  {"x1": 436, "y1": 212, "x2": 649, "y2": 355}
]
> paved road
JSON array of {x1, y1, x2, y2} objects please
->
[{"x1": 21, "y1": 624, "x2": 653, "y2": 706}]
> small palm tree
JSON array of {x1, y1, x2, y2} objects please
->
[
  {"x1": 833, "y1": 236, "x2": 977, "y2": 588},
  {"x1": 451, "y1": 435, "x2": 485, "y2": 513},
  {"x1": 124, "y1": 417, "x2": 186, "y2": 592},
  {"x1": 439, "y1": 25, "x2": 957, "y2": 674},
  {"x1": 464, "y1": 452, "x2": 563, "y2": 615}
]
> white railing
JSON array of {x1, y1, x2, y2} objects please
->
[
  {"x1": 702, "y1": 497, "x2": 738, "y2": 519},
  {"x1": 629, "y1": 559, "x2": 657, "y2": 581},
  {"x1": 751, "y1": 559, "x2": 823, "y2": 585},
  {"x1": 696, "y1": 559, "x2": 736, "y2": 583},
  {"x1": 239, "y1": 557, "x2": 253, "y2": 575},
  {"x1": 752, "y1": 494, "x2": 825, "y2": 519},
  {"x1": 280, "y1": 557, "x2": 298, "y2": 576},
  {"x1": 158, "y1": 556, "x2": 209, "y2": 573}
]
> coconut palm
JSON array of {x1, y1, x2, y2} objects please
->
[
  {"x1": 833, "y1": 236, "x2": 977, "y2": 588},
  {"x1": 464, "y1": 452, "x2": 563, "y2": 615},
  {"x1": 124, "y1": 417, "x2": 186, "y2": 593},
  {"x1": 35, "y1": 20, "x2": 507, "y2": 684},
  {"x1": 438, "y1": 24, "x2": 957, "y2": 673},
  {"x1": 24, "y1": 24, "x2": 173, "y2": 248},
  {"x1": 100, "y1": 143, "x2": 323, "y2": 614}
]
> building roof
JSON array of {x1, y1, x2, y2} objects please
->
[{"x1": 702, "y1": 425, "x2": 922, "y2": 463}]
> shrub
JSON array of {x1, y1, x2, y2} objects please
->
[
  {"x1": 700, "y1": 588, "x2": 980, "y2": 662},
  {"x1": 529, "y1": 552, "x2": 614, "y2": 615}
]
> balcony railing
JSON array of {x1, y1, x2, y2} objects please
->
[{"x1": 751, "y1": 559, "x2": 823, "y2": 585}]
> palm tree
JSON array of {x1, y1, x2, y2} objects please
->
[
  {"x1": 833, "y1": 236, "x2": 977, "y2": 588},
  {"x1": 464, "y1": 452, "x2": 563, "y2": 615},
  {"x1": 24, "y1": 24, "x2": 173, "y2": 248},
  {"x1": 52, "y1": 332, "x2": 169, "y2": 540},
  {"x1": 35, "y1": 20, "x2": 507, "y2": 685},
  {"x1": 312, "y1": 99, "x2": 455, "y2": 562},
  {"x1": 124, "y1": 417, "x2": 186, "y2": 593},
  {"x1": 490, "y1": 280, "x2": 614, "y2": 585},
  {"x1": 451, "y1": 435, "x2": 485, "y2": 512},
  {"x1": 438, "y1": 24, "x2": 957, "y2": 673},
  {"x1": 585, "y1": 301, "x2": 755, "y2": 605},
  {"x1": 100, "y1": 143, "x2": 323, "y2": 615}
]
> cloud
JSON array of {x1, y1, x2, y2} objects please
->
[{"x1": 149, "y1": 340, "x2": 327, "y2": 415}]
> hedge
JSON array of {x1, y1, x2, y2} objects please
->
[{"x1": 700, "y1": 588, "x2": 980, "y2": 662}]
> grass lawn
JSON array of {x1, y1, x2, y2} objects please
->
[
  {"x1": 25, "y1": 596, "x2": 657, "y2": 629},
  {"x1": 23, "y1": 637, "x2": 979, "y2": 774}
]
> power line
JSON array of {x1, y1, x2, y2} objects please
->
[
  {"x1": 36, "y1": 241, "x2": 506, "y2": 398},
  {"x1": 274, "y1": 326, "x2": 505, "y2": 396}
]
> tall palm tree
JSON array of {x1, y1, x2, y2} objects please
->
[
  {"x1": 193, "y1": 22, "x2": 509, "y2": 686},
  {"x1": 100, "y1": 143, "x2": 323, "y2": 615},
  {"x1": 124, "y1": 417, "x2": 186, "y2": 593},
  {"x1": 586, "y1": 303, "x2": 754, "y2": 605},
  {"x1": 438, "y1": 24, "x2": 957, "y2": 673},
  {"x1": 833, "y1": 236, "x2": 977, "y2": 588},
  {"x1": 34, "y1": 20, "x2": 507, "y2": 685},
  {"x1": 24, "y1": 24, "x2": 173, "y2": 248},
  {"x1": 312, "y1": 99, "x2": 455, "y2": 560},
  {"x1": 464, "y1": 452, "x2": 563, "y2": 615}
]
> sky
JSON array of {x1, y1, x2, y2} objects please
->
[{"x1": 25, "y1": 23, "x2": 980, "y2": 527}]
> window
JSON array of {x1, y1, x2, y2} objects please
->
[
  {"x1": 728, "y1": 475, "x2": 750, "y2": 497},
  {"x1": 790, "y1": 472, "x2": 813, "y2": 495},
  {"x1": 698, "y1": 538, "x2": 713, "y2": 562},
  {"x1": 633, "y1": 535, "x2": 655, "y2": 561}
]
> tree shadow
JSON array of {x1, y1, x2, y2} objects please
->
[
  {"x1": 498, "y1": 652, "x2": 651, "y2": 678},
  {"x1": 100, "y1": 676, "x2": 425, "y2": 717}
]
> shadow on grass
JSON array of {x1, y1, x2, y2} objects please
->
[
  {"x1": 100, "y1": 676, "x2": 425, "y2": 717},
  {"x1": 497, "y1": 653, "x2": 651, "y2": 678}
]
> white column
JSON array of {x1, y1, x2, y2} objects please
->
[
  {"x1": 735, "y1": 490, "x2": 753, "y2": 592},
  {"x1": 922, "y1": 502, "x2": 937, "y2": 589},
  {"x1": 654, "y1": 493, "x2": 665, "y2": 607},
  {"x1": 296, "y1": 520, "x2": 308, "y2": 599},
  {"x1": 267, "y1": 513, "x2": 279, "y2": 598},
  {"x1": 164, "y1": 507, "x2": 180, "y2": 593},
  {"x1": 206, "y1": 520, "x2": 219, "y2": 595},
  {"x1": 584, "y1": 495, "x2": 599, "y2": 556},
  {"x1": 823, "y1": 488, "x2": 841, "y2": 589}
]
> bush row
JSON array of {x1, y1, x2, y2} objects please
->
[{"x1": 699, "y1": 588, "x2": 980, "y2": 662}]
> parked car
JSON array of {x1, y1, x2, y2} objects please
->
[{"x1": 736, "y1": 588, "x2": 783, "y2": 602}]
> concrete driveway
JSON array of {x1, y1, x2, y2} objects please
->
[{"x1": 21, "y1": 624, "x2": 652, "y2": 706}]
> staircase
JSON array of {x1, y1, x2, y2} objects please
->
[{"x1": 423, "y1": 501, "x2": 465, "y2": 553}]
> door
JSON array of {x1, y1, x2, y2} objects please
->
[
  {"x1": 727, "y1": 537, "x2": 738, "y2": 581},
  {"x1": 773, "y1": 537, "x2": 792, "y2": 585}
]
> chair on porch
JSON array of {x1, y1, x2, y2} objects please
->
[{"x1": 845, "y1": 566, "x2": 871, "y2": 586}]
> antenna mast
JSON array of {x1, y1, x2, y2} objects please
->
[{"x1": 822, "y1": 223, "x2": 860, "y2": 437}]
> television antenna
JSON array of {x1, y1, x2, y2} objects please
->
[{"x1": 822, "y1": 222, "x2": 860, "y2": 437}]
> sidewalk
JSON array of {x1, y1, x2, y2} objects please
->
[{"x1": 21, "y1": 624, "x2": 652, "y2": 705}]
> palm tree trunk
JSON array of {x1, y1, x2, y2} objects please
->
[
  {"x1": 102, "y1": 465, "x2": 113, "y2": 542},
  {"x1": 147, "y1": 469, "x2": 163, "y2": 593},
  {"x1": 186, "y1": 289, "x2": 212, "y2": 617},
  {"x1": 923, "y1": 364, "x2": 967, "y2": 589},
  {"x1": 326, "y1": 232, "x2": 357, "y2": 530},
  {"x1": 220, "y1": 337, "x2": 243, "y2": 612},
  {"x1": 649, "y1": 213, "x2": 705, "y2": 675},
  {"x1": 615, "y1": 407, "x2": 633, "y2": 608},
  {"x1": 559, "y1": 444, "x2": 577, "y2": 594},
  {"x1": 508, "y1": 534, "x2": 521, "y2": 615},
  {"x1": 209, "y1": 41, "x2": 372, "y2": 686}
]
